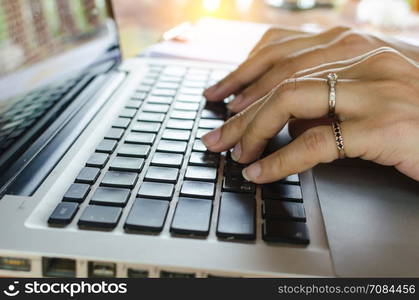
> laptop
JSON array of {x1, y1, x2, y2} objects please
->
[{"x1": 0, "y1": 0, "x2": 418, "y2": 278}]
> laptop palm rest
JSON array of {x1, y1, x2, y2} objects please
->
[{"x1": 313, "y1": 161, "x2": 419, "y2": 277}]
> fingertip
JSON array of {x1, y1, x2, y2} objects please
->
[
  {"x1": 203, "y1": 84, "x2": 220, "y2": 101},
  {"x1": 227, "y1": 95, "x2": 244, "y2": 112},
  {"x1": 202, "y1": 127, "x2": 221, "y2": 148},
  {"x1": 242, "y1": 162, "x2": 262, "y2": 183}
]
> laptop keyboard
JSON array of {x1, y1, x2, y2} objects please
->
[{"x1": 48, "y1": 64, "x2": 310, "y2": 245}]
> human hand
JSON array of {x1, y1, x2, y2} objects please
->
[
  {"x1": 204, "y1": 26, "x2": 419, "y2": 113},
  {"x1": 202, "y1": 48, "x2": 419, "y2": 183}
]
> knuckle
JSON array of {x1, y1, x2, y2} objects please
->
[
  {"x1": 245, "y1": 121, "x2": 264, "y2": 140},
  {"x1": 270, "y1": 152, "x2": 287, "y2": 176},
  {"x1": 225, "y1": 111, "x2": 247, "y2": 131},
  {"x1": 328, "y1": 25, "x2": 352, "y2": 34},
  {"x1": 366, "y1": 48, "x2": 403, "y2": 67},
  {"x1": 302, "y1": 128, "x2": 328, "y2": 154},
  {"x1": 337, "y1": 30, "x2": 367, "y2": 46},
  {"x1": 264, "y1": 27, "x2": 279, "y2": 38}
]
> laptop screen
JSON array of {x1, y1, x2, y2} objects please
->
[{"x1": 0, "y1": 0, "x2": 120, "y2": 173}]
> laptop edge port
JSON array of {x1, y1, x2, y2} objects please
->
[
  {"x1": 42, "y1": 257, "x2": 76, "y2": 277},
  {"x1": 160, "y1": 270, "x2": 195, "y2": 278},
  {"x1": 88, "y1": 261, "x2": 116, "y2": 278},
  {"x1": 0, "y1": 257, "x2": 31, "y2": 272},
  {"x1": 127, "y1": 268, "x2": 149, "y2": 278}
]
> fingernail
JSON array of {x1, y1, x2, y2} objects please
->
[
  {"x1": 204, "y1": 84, "x2": 219, "y2": 98},
  {"x1": 242, "y1": 163, "x2": 261, "y2": 182},
  {"x1": 231, "y1": 142, "x2": 242, "y2": 162},
  {"x1": 227, "y1": 94, "x2": 243, "y2": 110},
  {"x1": 202, "y1": 127, "x2": 221, "y2": 147}
]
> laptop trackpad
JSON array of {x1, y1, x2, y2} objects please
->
[{"x1": 313, "y1": 161, "x2": 419, "y2": 277}]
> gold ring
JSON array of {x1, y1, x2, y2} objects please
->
[
  {"x1": 332, "y1": 122, "x2": 345, "y2": 159},
  {"x1": 327, "y1": 73, "x2": 338, "y2": 118}
]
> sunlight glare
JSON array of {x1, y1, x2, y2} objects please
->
[{"x1": 203, "y1": 0, "x2": 221, "y2": 12}]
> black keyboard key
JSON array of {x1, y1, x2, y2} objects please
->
[
  {"x1": 170, "y1": 197, "x2": 212, "y2": 236},
  {"x1": 124, "y1": 198, "x2": 169, "y2": 232},
  {"x1": 131, "y1": 91, "x2": 147, "y2": 101},
  {"x1": 185, "y1": 166, "x2": 217, "y2": 182},
  {"x1": 170, "y1": 110, "x2": 197, "y2": 120},
  {"x1": 125, "y1": 132, "x2": 156, "y2": 145},
  {"x1": 163, "y1": 66, "x2": 186, "y2": 76},
  {"x1": 157, "y1": 140, "x2": 187, "y2": 153},
  {"x1": 224, "y1": 160, "x2": 246, "y2": 177},
  {"x1": 131, "y1": 121, "x2": 161, "y2": 133},
  {"x1": 96, "y1": 139, "x2": 117, "y2": 153},
  {"x1": 189, "y1": 152, "x2": 219, "y2": 167},
  {"x1": 154, "y1": 82, "x2": 179, "y2": 90},
  {"x1": 117, "y1": 144, "x2": 150, "y2": 158},
  {"x1": 137, "y1": 112, "x2": 165, "y2": 122},
  {"x1": 222, "y1": 177, "x2": 256, "y2": 194},
  {"x1": 137, "y1": 84, "x2": 152, "y2": 93},
  {"x1": 137, "y1": 182, "x2": 174, "y2": 200},
  {"x1": 160, "y1": 75, "x2": 182, "y2": 83},
  {"x1": 262, "y1": 220, "x2": 309, "y2": 244},
  {"x1": 192, "y1": 139, "x2": 207, "y2": 152},
  {"x1": 151, "y1": 88, "x2": 176, "y2": 97},
  {"x1": 147, "y1": 95, "x2": 173, "y2": 104},
  {"x1": 101, "y1": 171, "x2": 138, "y2": 188},
  {"x1": 196, "y1": 128, "x2": 211, "y2": 139},
  {"x1": 199, "y1": 119, "x2": 224, "y2": 129},
  {"x1": 182, "y1": 80, "x2": 206, "y2": 88},
  {"x1": 63, "y1": 183, "x2": 90, "y2": 203},
  {"x1": 142, "y1": 103, "x2": 169, "y2": 113},
  {"x1": 90, "y1": 187, "x2": 131, "y2": 207},
  {"x1": 78, "y1": 205, "x2": 122, "y2": 229},
  {"x1": 180, "y1": 181, "x2": 215, "y2": 199},
  {"x1": 280, "y1": 174, "x2": 300, "y2": 185},
  {"x1": 262, "y1": 200, "x2": 306, "y2": 222},
  {"x1": 261, "y1": 182, "x2": 303, "y2": 202},
  {"x1": 142, "y1": 78, "x2": 156, "y2": 86},
  {"x1": 174, "y1": 101, "x2": 199, "y2": 111},
  {"x1": 176, "y1": 94, "x2": 202, "y2": 103},
  {"x1": 151, "y1": 152, "x2": 183, "y2": 168},
  {"x1": 48, "y1": 202, "x2": 79, "y2": 225},
  {"x1": 125, "y1": 100, "x2": 142, "y2": 109},
  {"x1": 144, "y1": 166, "x2": 179, "y2": 183},
  {"x1": 162, "y1": 129, "x2": 191, "y2": 141},
  {"x1": 119, "y1": 108, "x2": 137, "y2": 118},
  {"x1": 109, "y1": 156, "x2": 144, "y2": 172},
  {"x1": 75, "y1": 167, "x2": 100, "y2": 184},
  {"x1": 105, "y1": 128, "x2": 125, "y2": 140},
  {"x1": 216, "y1": 192, "x2": 255, "y2": 240},
  {"x1": 179, "y1": 87, "x2": 204, "y2": 95},
  {"x1": 86, "y1": 153, "x2": 109, "y2": 168},
  {"x1": 166, "y1": 119, "x2": 194, "y2": 130},
  {"x1": 201, "y1": 109, "x2": 225, "y2": 120}
]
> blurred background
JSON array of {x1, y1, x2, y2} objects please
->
[{"x1": 111, "y1": 0, "x2": 419, "y2": 58}]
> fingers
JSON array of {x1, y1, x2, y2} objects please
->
[
  {"x1": 229, "y1": 78, "x2": 372, "y2": 163},
  {"x1": 242, "y1": 121, "x2": 369, "y2": 183},
  {"x1": 249, "y1": 28, "x2": 311, "y2": 57},
  {"x1": 201, "y1": 90, "x2": 272, "y2": 152},
  {"x1": 226, "y1": 31, "x2": 383, "y2": 112},
  {"x1": 204, "y1": 26, "x2": 351, "y2": 103}
]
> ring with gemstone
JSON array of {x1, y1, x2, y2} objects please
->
[
  {"x1": 332, "y1": 121, "x2": 345, "y2": 159},
  {"x1": 327, "y1": 73, "x2": 338, "y2": 118}
]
